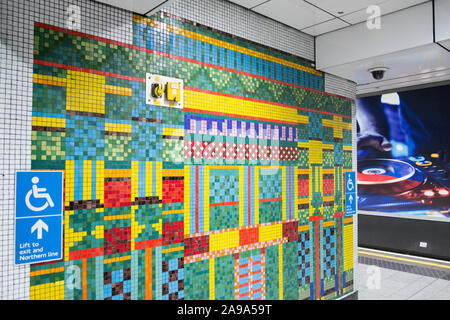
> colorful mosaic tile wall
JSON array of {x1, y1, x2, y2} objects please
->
[{"x1": 29, "y1": 10, "x2": 354, "y2": 300}]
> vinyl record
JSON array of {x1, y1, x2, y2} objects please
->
[{"x1": 357, "y1": 159, "x2": 424, "y2": 194}]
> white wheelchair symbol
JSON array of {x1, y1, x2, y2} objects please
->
[
  {"x1": 25, "y1": 177, "x2": 54, "y2": 212},
  {"x1": 346, "y1": 176, "x2": 354, "y2": 192}
]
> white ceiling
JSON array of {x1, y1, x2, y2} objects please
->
[
  {"x1": 230, "y1": 0, "x2": 429, "y2": 36},
  {"x1": 323, "y1": 43, "x2": 450, "y2": 96},
  {"x1": 94, "y1": 0, "x2": 177, "y2": 15}
]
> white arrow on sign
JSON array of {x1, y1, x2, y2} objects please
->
[
  {"x1": 31, "y1": 219, "x2": 48, "y2": 240},
  {"x1": 349, "y1": 194, "x2": 354, "y2": 204}
]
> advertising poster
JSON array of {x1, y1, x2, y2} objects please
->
[{"x1": 356, "y1": 85, "x2": 450, "y2": 218}]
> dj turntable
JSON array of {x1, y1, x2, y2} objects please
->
[{"x1": 357, "y1": 152, "x2": 450, "y2": 217}]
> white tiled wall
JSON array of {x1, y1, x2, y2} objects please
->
[
  {"x1": 162, "y1": 0, "x2": 316, "y2": 62},
  {"x1": 0, "y1": 0, "x2": 356, "y2": 300},
  {"x1": 0, "y1": 0, "x2": 133, "y2": 300},
  {"x1": 324, "y1": 73, "x2": 357, "y2": 100}
]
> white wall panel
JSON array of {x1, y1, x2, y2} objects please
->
[
  {"x1": 435, "y1": 0, "x2": 450, "y2": 42},
  {"x1": 316, "y1": 2, "x2": 433, "y2": 70}
]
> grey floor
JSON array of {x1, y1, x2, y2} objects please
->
[{"x1": 356, "y1": 249, "x2": 450, "y2": 300}]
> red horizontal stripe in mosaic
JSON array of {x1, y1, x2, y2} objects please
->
[
  {"x1": 309, "y1": 215, "x2": 324, "y2": 222},
  {"x1": 134, "y1": 238, "x2": 163, "y2": 250},
  {"x1": 69, "y1": 247, "x2": 104, "y2": 260}
]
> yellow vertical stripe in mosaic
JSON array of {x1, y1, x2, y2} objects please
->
[
  {"x1": 30, "y1": 281, "x2": 65, "y2": 300},
  {"x1": 278, "y1": 244, "x2": 283, "y2": 300},
  {"x1": 65, "y1": 160, "x2": 74, "y2": 207},
  {"x1": 156, "y1": 162, "x2": 162, "y2": 206},
  {"x1": 96, "y1": 161, "x2": 104, "y2": 204},
  {"x1": 209, "y1": 258, "x2": 215, "y2": 300},
  {"x1": 66, "y1": 70, "x2": 105, "y2": 114},
  {"x1": 204, "y1": 166, "x2": 210, "y2": 233},
  {"x1": 335, "y1": 167, "x2": 343, "y2": 213},
  {"x1": 83, "y1": 160, "x2": 92, "y2": 200},
  {"x1": 309, "y1": 140, "x2": 323, "y2": 164},
  {"x1": 294, "y1": 168, "x2": 299, "y2": 219},
  {"x1": 282, "y1": 167, "x2": 286, "y2": 221},
  {"x1": 184, "y1": 165, "x2": 190, "y2": 236},
  {"x1": 239, "y1": 166, "x2": 244, "y2": 227},
  {"x1": 134, "y1": 15, "x2": 322, "y2": 76},
  {"x1": 131, "y1": 161, "x2": 139, "y2": 202},
  {"x1": 309, "y1": 165, "x2": 323, "y2": 217},
  {"x1": 343, "y1": 223, "x2": 354, "y2": 272},
  {"x1": 254, "y1": 167, "x2": 259, "y2": 225},
  {"x1": 146, "y1": 161, "x2": 153, "y2": 197},
  {"x1": 152, "y1": 219, "x2": 162, "y2": 235},
  {"x1": 184, "y1": 90, "x2": 302, "y2": 124}
]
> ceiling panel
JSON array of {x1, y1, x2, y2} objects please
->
[
  {"x1": 321, "y1": 43, "x2": 450, "y2": 94},
  {"x1": 228, "y1": 0, "x2": 268, "y2": 9},
  {"x1": 301, "y1": 18, "x2": 348, "y2": 36},
  {"x1": 307, "y1": 0, "x2": 385, "y2": 17},
  {"x1": 94, "y1": 0, "x2": 170, "y2": 15},
  {"x1": 439, "y1": 39, "x2": 450, "y2": 52},
  {"x1": 252, "y1": 0, "x2": 334, "y2": 30},
  {"x1": 339, "y1": 0, "x2": 429, "y2": 25}
]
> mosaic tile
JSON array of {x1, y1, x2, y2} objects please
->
[{"x1": 29, "y1": 8, "x2": 353, "y2": 301}]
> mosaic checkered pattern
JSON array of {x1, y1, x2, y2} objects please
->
[
  {"x1": 27, "y1": 4, "x2": 354, "y2": 301},
  {"x1": 298, "y1": 232, "x2": 311, "y2": 287},
  {"x1": 323, "y1": 228, "x2": 336, "y2": 278},
  {"x1": 104, "y1": 268, "x2": 132, "y2": 300}
]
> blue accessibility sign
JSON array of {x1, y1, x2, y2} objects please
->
[
  {"x1": 15, "y1": 171, "x2": 63, "y2": 265},
  {"x1": 344, "y1": 171, "x2": 357, "y2": 216}
]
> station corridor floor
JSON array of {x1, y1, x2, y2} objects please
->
[{"x1": 356, "y1": 248, "x2": 450, "y2": 300}]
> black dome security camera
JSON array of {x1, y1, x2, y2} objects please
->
[{"x1": 368, "y1": 67, "x2": 388, "y2": 80}]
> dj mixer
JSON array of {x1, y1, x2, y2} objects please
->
[{"x1": 357, "y1": 150, "x2": 450, "y2": 217}]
